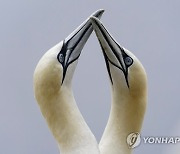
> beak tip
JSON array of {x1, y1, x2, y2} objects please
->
[
  {"x1": 96, "y1": 9, "x2": 105, "y2": 14},
  {"x1": 99, "y1": 9, "x2": 105, "y2": 14},
  {"x1": 92, "y1": 9, "x2": 105, "y2": 19}
]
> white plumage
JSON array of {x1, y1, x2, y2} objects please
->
[
  {"x1": 33, "y1": 10, "x2": 104, "y2": 154},
  {"x1": 90, "y1": 16, "x2": 147, "y2": 154}
]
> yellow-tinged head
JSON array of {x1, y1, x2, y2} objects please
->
[
  {"x1": 90, "y1": 16, "x2": 147, "y2": 99},
  {"x1": 33, "y1": 10, "x2": 105, "y2": 102},
  {"x1": 33, "y1": 10, "x2": 105, "y2": 153},
  {"x1": 91, "y1": 16, "x2": 147, "y2": 154}
]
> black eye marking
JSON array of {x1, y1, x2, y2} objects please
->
[
  {"x1": 59, "y1": 54, "x2": 64, "y2": 63},
  {"x1": 124, "y1": 56, "x2": 133, "y2": 67},
  {"x1": 122, "y1": 54, "x2": 133, "y2": 88},
  {"x1": 57, "y1": 41, "x2": 67, "y2": 66},
  {"x1": 94, "y1": 20, "x2": 134, "y2": 88},
  {"x1": 57, "y1": 41, "x2": 69, "y2": 84}
]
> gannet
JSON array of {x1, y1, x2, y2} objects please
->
[
  {"x1": 33, "y1": 10, "x2": 104, "y2": 154},
  {"x1": 90, "y1": 17, "x2": 147, "y2": 154}
]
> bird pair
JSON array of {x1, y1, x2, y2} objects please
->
[{"x1": 34, "y1": 9, "x2": 147, "y2": 154}]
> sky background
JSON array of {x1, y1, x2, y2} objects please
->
[{"x1": 0, "y1": 0, "x2": 180, "y2": 154}]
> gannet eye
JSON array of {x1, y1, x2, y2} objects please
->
[
  {"x1": 124, "y1": 56, "x2": 133, "y2": 66},
  {"x1": 59, "y1": 54, "x2": 64, "y2": 63}
]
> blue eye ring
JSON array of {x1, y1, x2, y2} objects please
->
[
  {"x1": 124, "y1": 56, "x2": 133, "y2": 66},
  {"x1": 59, "y1": 54, "x2": 64, "y2": 63}
]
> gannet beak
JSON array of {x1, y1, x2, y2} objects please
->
[
  {"x1": 57, "y1": 9, "x2": 104, "y2": 83},
  {"x1": 90, "y1": 16, "x2": 133, "y2": 87}
]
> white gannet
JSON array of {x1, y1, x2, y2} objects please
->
[
  {"x1": 90, "y1": 17, "x2": 147, "y2": 154},
  {"x1": 33, "y1": 10, "x2": 104, "y2": 154}
]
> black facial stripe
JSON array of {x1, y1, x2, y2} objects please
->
[
  {"x1": 61, "y1": 54, "x2": 80, "y2": 84},
  {"x1": 67, "y1": 25, "x2": 91, "y2": 65},
  {"x1": 57, "y1": 21, "x2": 88, "y2": 65},
  {"x1": 62, "y1": 65, "x2": 67, "y2": 85},
  {"x1": 99, "y1": 42, "x2": 113, "y2": 84},
  {"x1": 125, "y1": 73, "x2": 129, "y2": 88},
  {"x1": 103, "y1": 49, "x2": 129, "y2": 87},
  {"x1": 100, "y1": 23, "x2": 132, "y2": 71},
  {"x1": 65, "y1": 21, "x2": 88, "y2": 46},
  {"x1": 95, "y1": 21, "x2": 125, "y2": 71},
  {"x1": 64, "y1": 22, "x2": 90, "y2": 65},
  {"x1": 57, "y1": 23, "x2": 91, "y2": 84},
  {"x1": 107, "y1": 57, "x2": 123, "y2": 71},
  {"x1": 100, "y1": 24, "x2": 128, "y2": 56},
  {"x1": 95, "y1": 20, "x2": 132, "y2": 88}
]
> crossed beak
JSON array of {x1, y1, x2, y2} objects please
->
[
  {"x1": 57, "y1": 9, "x2": 104, "y2": 84},
  {"x1": 90, "y1": 16, "x2": 133, "y2": 87}
]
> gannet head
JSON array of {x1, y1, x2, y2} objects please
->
[
  {"x1": 33, "y1": 10, "x2": 104, "y2": 101},
  {"x1": 90, "y1": 16, "x2": 147, "y2": 98}
]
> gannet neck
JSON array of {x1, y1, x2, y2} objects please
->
[
  {"x1": 33, "y1": 42, "x2": 99, "y2": 154},
  {"x1": 33, "y1": 8, "x2": 106, "y2": 153},
  {"x1": 99, "y1": 87, "x2": 147, "y2": 154},
  {"x1": 99, "y1": 56, "x2": 147, "y2": 154},
  {"x1": 90, "y1": 16, "x2": 147, "y2": 154},
  {"x1": 38, "y1": 86, "x2": 99, "y2": 154}
]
